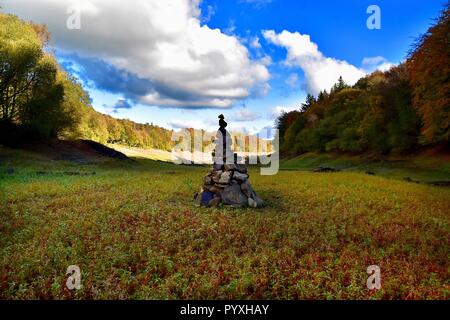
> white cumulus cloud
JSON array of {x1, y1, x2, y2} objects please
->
[
  {"x1": 250, "y1": 36, "x2": 262, "y2": 49},
  {"x1": 167, "y1": 118, "x2": 215, "y2": 130},
  {"x1": 263, "y1": 30, "x2": 366, "y2": 95},
  {"x1": 233, "y1": 108, "x2": 261, "y2": 122},
  {"x1": 285, "y1": 73, "x2": 299, "y2": 88},
  {"x1": 362, "y1": 56, "x2": 396, "y2": 73},
  {"x1": 2, "y1": 0, "x2": 270, "y2": 108},
  {"x1": 269, "y1": 105, "x2": 298, "y2": 119}
]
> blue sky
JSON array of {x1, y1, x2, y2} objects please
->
[
  {"x1": 204, "y1": 0, "x2": 442, "y2": 64},
  {"x1": 1, "y1": 0, "x2": 445, "y2": 133}
]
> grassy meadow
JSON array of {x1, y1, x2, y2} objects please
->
[
  {"x1": 281, "y1": 152, "x2": 450, "y2": 184},
  {"x1": 0, "y1": 147, "x2": 449, "y2": 299}
]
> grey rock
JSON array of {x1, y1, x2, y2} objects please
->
[
  {"x1": 221, "y1": 184, "x2": 248, "y2": 207},
  {"x1": 253, "y1": 195, "x2": 264, "y2": 208},
  {"x1": 209, "y1": 185, "x2": 224, "y2": 193},
  {"x1": 204, "y1": 175, "x2": 212, "y2": 185},
  {"x1": 203, "y1": 184, "x2": 214, "y2": 192},
  {"x1": 214, "y1": 183, "x2": 229, "y2": 189},
  {"x1": 211, "y1": 171, "x2": 223, "y2": 183},
  {"x1": 240, "y1": 180, "x2": 255, "y2": 198},
  {"x1": 218, "y1": 171, "x2": 232, "y2": 184},
  {"x1": 233, "y1": 171, "x2": 248, "y2": 183},
  {"x1": 235, "y1": 164, "x2": 248, "y2": 174},
  {"x1": 224, "y1": 163, "x2": 237, "y2": 171},
  {"x1": 208, "y1": 197, "x2": 222, "y2": 208},
  {"x1": 248, "y1": 197, "x2": 257, "y2": 208},
  {"x1": 241, "y1": 180, "x2": 264, "y2": 207}
]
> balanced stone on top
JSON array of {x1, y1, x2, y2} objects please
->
[{"x1": 197, "y1": 114, "x2": 264, "y2": 208}]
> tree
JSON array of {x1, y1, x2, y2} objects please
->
[
  {"x1": 317, "y1": 90, "x2": 329, "y2": 102},
  {"x1": 275, "y1": 65, "x2": 423, "y2": 155},
  {"x1": 0, "y1": 14, "x2": 43, "y2": 124},
  {"x1": 276, "y1": 110, "x2": 300, "y2": 146},
  {"x1": 331, "y1": 76, "x2": 348, "y2": 94},
  {"x1": 301, "y1": 94, "x2": 316, "y2": 112},
  {"x1": 0, "y1": 13, "x2": 74, "y2": 138},
  {"x1": 57, "y1": 73, "x2": 91, "y2": 139},
  {"x1": 407, "y1": 3, "x2": 450, "y2": 144}
]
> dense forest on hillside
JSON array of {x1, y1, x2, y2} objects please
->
[
  {"x1": 80, "y1": 109, "x2": 174, "y2": 151},
  {"x1": 276, "y1": 4, "x2": 449, "y2": 156}
]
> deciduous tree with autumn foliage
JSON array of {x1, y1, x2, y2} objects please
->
[
  {"x1": 277, "y1": 3, "x2": 449, "y2": 156},
  {"x1": 407, "y1": 3, "x2": 450, "y2": 144}
]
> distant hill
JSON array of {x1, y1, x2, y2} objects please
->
[
  {"x1": 77, "y1": 106, "x2": 175, "y2": 151},
  {"x1": 76, "y1": 107, "x2": 272, "y2": 154}
]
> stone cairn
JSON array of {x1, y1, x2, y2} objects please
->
[{"x1": 197, "y1": 115, "x2": 264, "y2": 208}]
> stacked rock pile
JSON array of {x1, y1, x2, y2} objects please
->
[{"x1": 197, "y1": 115, "x2": 264, "y2": 208}]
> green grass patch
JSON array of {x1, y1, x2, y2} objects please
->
[
  {"x1": 281, "y1": 152, "x2": 450, "y2": 184},
  {"x1": 1, "y1": 149, "x2": 449, "y2": 299}
]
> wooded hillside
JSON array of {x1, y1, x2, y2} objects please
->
[{"x1": 276, "y1": 4, "x2": 449, "y2": 156}]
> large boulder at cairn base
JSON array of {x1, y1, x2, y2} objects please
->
[
  {"x1": 240, "y1": 180, "x2": 255, "y2": 198},
  {"x1": 252, "y1": 195, "x2": 264, "y2": 208},
  {"x1": 241, "y1": 180, "x2": 264, "y2": 208},
  {"x1": 221, "y1": 184, "x2": 248, "y2": 207}
]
